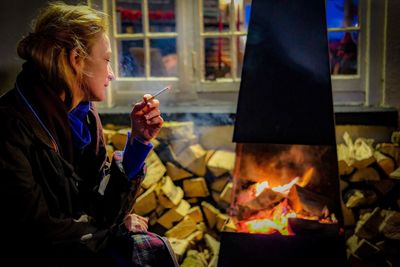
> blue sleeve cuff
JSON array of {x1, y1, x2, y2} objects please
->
[{"x1": 122, "y1": 132, "x2": 153, "y2": 180}]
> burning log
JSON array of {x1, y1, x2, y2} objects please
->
[
  {"x1": 238, "y1": 187, "x2": 285, "y2": 218},
  {"x1": 287, "y1": 185, "x2": 331, "y2": 217},
  {"x1": 288, "y1": 218, "x2": 339, "y2": 235}
]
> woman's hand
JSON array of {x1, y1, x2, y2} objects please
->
[
  {"x1": 124, "y1": 213, "x2": 149, "y2": 232},
  {"x1": 130, "y1": 94, "x2": 163, "y2": 144}
]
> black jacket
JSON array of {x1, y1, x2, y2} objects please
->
[{"x1": 0, "y1": 64, "x2": 143, "y2": 266}]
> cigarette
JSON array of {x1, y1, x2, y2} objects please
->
[{"x1": 146, "y1": 85, "x2": 172, "y2": 102}]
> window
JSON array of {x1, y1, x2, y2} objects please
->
[{"x1": 89, "y1": 0, "x2": 385, "y2": 109}]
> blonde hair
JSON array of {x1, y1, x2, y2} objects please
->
[{"x1": 17, "y1": 2, "x2": 108, "y2": 107}]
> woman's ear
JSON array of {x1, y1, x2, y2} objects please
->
[{"x1": 69, "y1": 48, "x2": 84, "y2": 73}]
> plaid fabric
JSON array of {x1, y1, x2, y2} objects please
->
[{"x1": 131, "y1": 232, "x2": 165, "y2": 267}]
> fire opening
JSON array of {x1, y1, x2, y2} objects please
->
[{"x1": 230, "y1": 143, "x2": 341, "y2": 236}]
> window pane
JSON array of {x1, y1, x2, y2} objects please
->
[
  {"x1": 205, "y1": 37, "x2": 231, "y2": 80},
  {"x1": 150, "y1": 38, "x2": 178, "y2": 77},
  {"x1": 326, "y1": 0, "x2": 359, "y2": 28},
  {"x1": 118, "y1": 40, "x2": 145, "y2": 77},
  {"x1": 116, "y1": 0, "x2": 143, "y2": 34},
  {"x1": 148, "y1": 0, "x2": 176, "y2": 32},
  {"x1": 236, "y1": 35, "x2": 246, "y2": 77},
  {"x1": 328, "y1": 31, "x2": 358, "y2": 75},
  {"x1": 235, "y1": 0, "x2": 252, "y2": 32},
  {"x1": 203, "y1": 0, "x2": 230, "y2": 32}
]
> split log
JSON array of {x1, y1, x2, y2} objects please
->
[
  {"x1": 376, "y1": 143, "x2": 400, "y2": 166},
  {"x1": 390, "y1": 166, "x2": 400, "y2": 179},
  {"x1": 204, "y1": 233, "x2": 220, "y2": 256},
  {"x1": 180, "y1": 250, "x2": 208, "y2": 267},
  {"x1": 219, "y1": 182, "x2": 233, "y2": 204},
  {"x1": 352, "y1": 137, "x2": 376, "y2": 169},
  {"x1": 157, "y1": 121, "x2": 195, "y2": 141},
  {"x1": 349, "y1": 167, "x2": 380, "y2": 183},
  {"x1": 206, "y1": 150, "x2": 236, "y2": 177},
  {"x1": 170, "y1": 134, "x2": 198, "y2": 155},
  {"x1": 183, "y1": 177, "x2": 210, "y2": 198},
  {"x1": 379, "y1": 211, "x2": 400, "y2": 240},
  {"x1": 346, "y1": 235, "x2": 380, "y2": 259},
  {"x1": 337, "y1": 143, "x2": 354, "y2": 175},
  {"x1": 239, "y1": 188, "x2": 285, "y2": 217},
  {"x1": 157, "y1": 199, "x2": 191, "y2": 229},
  {"x1": 168, "y1": 238, "x2": 191, "y2": 263},
  {"x1": 198, "y1": 125, "x2": 235, "y2": 151},
  {"x1": 165, "y1": 216, "x2": 197, "y2": 239},
  {"x1": 374, "y1": 150, "x2": 395, "y2": 175},
  {"x1": 110, "y1": 128, "x2": 130, "y2": 150},
  {"x1": 158, "y1": 176, "x2": 184, "y2": 208},
  {"x1": 344, "y1": 189, "x2": 378, "y2": 208},
  {"x1": 176, "y1": 144, "x2": 207, "y2": 176},
  {"x1": 210, "y1": 175, "x2": 230, "y2": 192},
  {"x1": 166, "y1": 162, "x2": 192, "y2": 181},
  {"x1": 187, "y1": 206, "x2": 204, "y2": 224},
  {"x1": 132, "y1": 183, "x2": 158, "y2": 216},
  {"x1": 354, "y1": 207, "x2": 384, "y2": 240},
  {"x1": 142, "y1": 151, "x2": 166, "y2": 189},
  {"x1": 201, "y1": 201, "x2": 221, "y2": 229}
]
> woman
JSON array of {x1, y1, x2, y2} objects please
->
[{"x1": 0, "y1": 2, "x2": 176, "y2": 266}]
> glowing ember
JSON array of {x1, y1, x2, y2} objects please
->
[{"x1": 237, "y1": 200, "x2": 297, "y2": 235}]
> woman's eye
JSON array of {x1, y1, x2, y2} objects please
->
[{"x1": 106, "y1": 59, "x2": 110, "y2": 63}]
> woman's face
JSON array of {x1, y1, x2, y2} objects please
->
[{"x1": 83, "y1": 32, "x2": 114, "y2": 101}]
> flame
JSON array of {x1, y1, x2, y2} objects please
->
[{"x1": 237, "y1": 168, "x2": 335, "y2": 235}]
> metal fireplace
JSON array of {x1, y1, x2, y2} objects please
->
[{"x1": 218, "y1": 0, "x2": 348, "y2": 266}]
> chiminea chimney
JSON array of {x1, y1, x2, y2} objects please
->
[{"x1": 218, "y1": 0, "x2": 347, "y2": 266}]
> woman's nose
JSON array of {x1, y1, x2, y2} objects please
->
[{"x1": 108, "y1": 66, "x2": 115, "y2": 81}]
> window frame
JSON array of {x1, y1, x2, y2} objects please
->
[{"x1": 90, "y1": 0, "x2": 385, "y2": 110}]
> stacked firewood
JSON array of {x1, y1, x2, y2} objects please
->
[
  {"x1": 338, "y1": 131, "x2": 400, "y2": 267},
  {"x1": 103, "y1": 122, "x2": 237, "y2": 266}
]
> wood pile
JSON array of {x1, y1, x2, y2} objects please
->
[
  {"x1": 104, "y1": 120, "x2": 400, "y2": 267},
  {"x1": 104, "y1": 122, "x2": 237, "y2": 266},
  {"x1": 338, "y1": 131, "x2": 400, "y2": 267}
]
